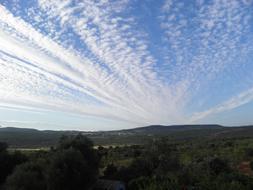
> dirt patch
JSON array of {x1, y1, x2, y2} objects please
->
[{"x1": 238, "y1": 161, "x2": 253, "y2": 176}]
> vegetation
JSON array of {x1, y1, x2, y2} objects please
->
[
  {"x1": 0, "y1": 134, "x2": 98, "y2": 190},
  {"x1": 99, "y1": 137, "x2": 253, "y2": 189},
  {"x1": 2, "y1": 131, "x2": 253, "y2": 189},
  {"x1": 2, "y1": 125, "x2": 253, "y2": 148}
]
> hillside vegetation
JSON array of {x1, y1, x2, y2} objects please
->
[
  {"x1": 1, "y1": 133, "x2": 253, "y2": 189},
  {"x1": 1, "y1": 125, "x2": 253, "y2": 148}
]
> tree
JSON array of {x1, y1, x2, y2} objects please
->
[
  {"x1": 5, "y1": 160, "x2": 47, "y2": 190},
  {"x1": 47, "y1": 148, "x2": 97, "y2": 190},
  {"x1": 128, "y1": 176, "x2": 180, "y2": 190},
  {"x1": 245, "y1": 148, "x2": 253, "y2": 157},
  {"x1": 104, "y1": 163, "x2": 118, "y2": 179},
  {"x1": 0, "y1": 142, "x2": 8, "y2": 153},
  {"x1": 4, "y1": 135, "x2": 99, "y2": 190},
  {"x1": 57, "y1": 134, "x2": 99, "y2": 168},
  {"x1": 0, "y1": 143, "x2": 27, "y2": 186},
  {"x1": 208, "y1": 158, "x2": 230, "y2": 175},
  {"x1": 250, "y1": 160, "x2": 253, "y2": 171}
]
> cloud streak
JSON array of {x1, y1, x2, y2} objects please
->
[{"x1": 190, "y1": 87, "x2": 253, "y2": 123}]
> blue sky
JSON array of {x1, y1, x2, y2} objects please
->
[{"x1": 0, "y1": 0, "x2": 253, "y2": 131}]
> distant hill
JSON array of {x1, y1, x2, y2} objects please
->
[
  {"x1": 121, "y1": 124, "x2": 224, "y2": 134},
  {"x1": 0, "y1": 124, "x2": 253, "y2": 148},
  {"x1": 0, "y1": 127, "x2": 74, "y2": 148},
  {"x1": 119, "y1": 124, "x2": 253, "y2": 139}
]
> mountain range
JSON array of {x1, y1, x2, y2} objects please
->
[{"x1": 1, "y1": 124, "x2": 253, "y2": 148}]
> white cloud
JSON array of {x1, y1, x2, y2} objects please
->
[
  {"x1": 189, "y1": 87, "x2": 253, "y2": 122},
  {"x1": 0, "y1": 0, "x2": 252, "y2": 129},
  {"x1": 0, "y1": 2, "x2": 183, "y2": 126}
]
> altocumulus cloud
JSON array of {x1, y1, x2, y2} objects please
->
[{"x1": 0, "y1": 0, "x2": 253, "y2": 129}]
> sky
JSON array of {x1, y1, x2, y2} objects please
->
[{"x1": 0, "y1": 0, "x2": 253, "y2": 131}]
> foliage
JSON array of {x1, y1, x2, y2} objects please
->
[
  {"x1": 2, "y1": 134, "x2": 253, "y2": 189},
  {"x1": 3, "y1": 134, "x2": 98, "y2": 190},
  {"x1": 100, "y1": 138, "x2": 253, "y2": 189},
  {"x1": 103, "y1": 163, "x2": 118, "y2": 179},
  {"x1": 0, "y1": 142, "x2": 27, "y2": 187},
  {"x1": 47, "y1": 148, "x2": 96, "y2": 190},
  {"x1": 4, "y1": 160, "x2": 47, "y2": 190}
]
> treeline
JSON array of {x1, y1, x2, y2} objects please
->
[
  {"x1": 2, "y1": 135, "x2": 253, "y2": 189},
  {"x1": 100, "y1": 138, "x2": 253, "y2": 189},
  {"x1": 0, "y1": 134, "x2": 99, "y2": 190}
]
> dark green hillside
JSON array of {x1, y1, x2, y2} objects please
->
[
  {"x1": 0, "y1": 127, "x2": 73, "y2": 148},
  {"x1": 0, "y1": 125, "x2": 253, "y2": 148},
  {"x1": 122, "y1": 124, "x2": 224, "y2": 134}
]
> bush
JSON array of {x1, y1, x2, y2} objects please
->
[
  {"x1": 0, "y1": 143, "x2": 27, "y2": 186},
  {"x1": 128, "y1": 176, "x2": 180, "y2": 190},
  {"x1": 5, "y1": 160, "x2": 47, "y2": 190},
  {"x1": 4, "y1": 134, "x2": 99, "y2": 190},
  {"x1": 104, "y1": 163, "x2": 118, "y2": 179},
  {"x1": 208, "y1": 158, "x2": 230, "y2": 175},
  {"x1": 47, "y1": 148, "x2": 97, "y2": 190}
]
